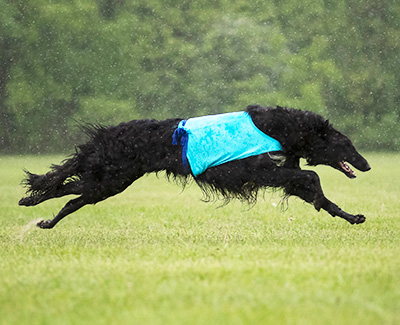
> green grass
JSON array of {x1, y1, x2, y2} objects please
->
[{"x1": 0, "y1": 154, "x2": 399, "y2": 324}]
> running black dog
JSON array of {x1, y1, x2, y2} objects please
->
[{"x1": 19, "y1": 105, "x2": 371, "y2": 229}]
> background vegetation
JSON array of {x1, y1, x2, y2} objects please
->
[
  {"x1": 1, "y1": 0, "x2": 399, "y2": 153},
  {"x1": 2, "y1": 3, "x2": 398, "y2": 323},
  {"x1": 1, "y1": 154, "x2": 399, "y2": 324}
]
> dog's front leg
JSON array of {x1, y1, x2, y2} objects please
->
[
  {"x1": 318, "y1": 198, "x2": 366, "y2": 224},
  {"x1": 280, "y1": 169, "x2": 366, "y2": 225}
]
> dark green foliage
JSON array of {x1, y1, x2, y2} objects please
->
[{"x1": 0, "y1": 0, "x2": 399, "y2": 153}]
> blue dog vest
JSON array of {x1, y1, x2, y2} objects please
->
[{"x1": 172, "y1": 111, "x2": 282, "y2": 176}]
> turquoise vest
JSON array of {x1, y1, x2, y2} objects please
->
[{"x1": 172, "y1": 111, "x2": 282, "y2": 176}]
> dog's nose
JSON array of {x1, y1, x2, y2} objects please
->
[
  {"x1": 350, "y1": 153, "x2": 371, "y2": 172},
  {"x1": 357, "y1": 160, "x2": 371, "y2": 172},
  {"x1": 363, "y1": 163, "x2": 371, "y2": 172}
]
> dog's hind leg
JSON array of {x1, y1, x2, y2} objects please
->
[
  {"x1": 20, "y1": 157, "x2": 80, "y2": 206},
  {"x1": 36, "y1": 173, "x2": 144, "y2": 229},
  {"x1": 19, "y1": 181, "x2": 84, "y2": 207},
  {"x1": 36, "y1": 196, "x2": 88, "y2": 229}
]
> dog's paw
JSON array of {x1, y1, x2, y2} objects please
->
[
  {"x1": 19, "y1": 197, "x2": 33, "y2": 206},
  {"x1": 349, "y1": 214, "x2": 366, "y2": 225},
  {"x1": 36, "y1": 219, "x2": 54, "y2": 229},
  {"x1": 19, "y1": 196, "x2": 40, "y2": 207}
]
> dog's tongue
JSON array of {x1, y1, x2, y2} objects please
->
[{"x1": 340, "y1": 161, "x2": 356, "y2": 176}]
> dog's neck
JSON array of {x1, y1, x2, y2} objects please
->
[{"x1": 247, "y1": 105, "x2": 329, "y2": 160}]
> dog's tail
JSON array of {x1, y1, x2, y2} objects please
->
[{"x1": 22, "y1": 156, "x2": 78, "y2": 196}]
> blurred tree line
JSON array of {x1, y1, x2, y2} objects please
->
[{"x1": 0, "y1": 0, "x2": 399, "y2": 153}]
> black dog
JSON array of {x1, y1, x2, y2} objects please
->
[{"x1": 19, "y1": 105, "x2": 371, "y2": 229}]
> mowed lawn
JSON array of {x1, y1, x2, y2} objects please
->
[{"x1": 0, "y1": 154, "x2": 399, "y2": 324}]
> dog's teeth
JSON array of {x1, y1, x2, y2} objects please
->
[{"x1": 340, "y1": 161, "x2": 355, "y2": 175}]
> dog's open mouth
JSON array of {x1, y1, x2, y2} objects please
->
[{"x1": 339, "y1": 161, "x2": 356, "y2": 178}]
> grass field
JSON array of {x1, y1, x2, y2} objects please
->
[{"x1": 0, "y1": 154, "x2": 399, "y2": 324}]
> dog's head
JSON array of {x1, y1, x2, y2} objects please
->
[{"x1": 305, "y1": 121, "x2": 371, "y2": 178}]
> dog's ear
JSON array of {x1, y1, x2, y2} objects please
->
[{"x1": 318, "y1": 120, "x2": 331, "y2": 138}]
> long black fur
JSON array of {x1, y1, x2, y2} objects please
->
[{"x1": 19, "y1": 105, "x2": 371, "y2": 229}]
